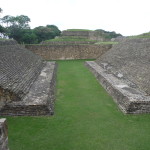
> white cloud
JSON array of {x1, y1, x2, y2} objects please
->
[{"x1": 1, "y1": 0, "x2": 150, "y2": 36}]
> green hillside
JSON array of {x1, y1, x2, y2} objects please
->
[{"x1": 128, "y1": 32, "x2": 150, "y2": 39}]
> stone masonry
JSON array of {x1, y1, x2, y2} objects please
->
[
  {"x1": 40, "y1": 41, "x2": 96, "y2": 45},
  {"x1": 0, "y1": 118, "x2": 9, "y2": 150},
  {"x1": 61, "y1": 30, "x2": 90, "y2": 38},
  {"x1": 86, "y1": 39, "x2": 150, "y2": 114},
  {"x1": 25, "y1": 44, "x2": 112, "y2": 60},
  {"x1": 0, "y1": 40, "x2": 57, "y2": 116}
]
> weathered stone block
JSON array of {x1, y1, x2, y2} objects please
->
[
  {"x1": 25, "y1": 44, "x2": 112, "y2": 60},
  {"x1": 0, "y1": 118, "x2": 9, "y2": 150}
]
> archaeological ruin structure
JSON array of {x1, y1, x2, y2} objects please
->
[
  {"x1": 86, "y1": 38, "x2": 150, "y2": 114},
  {"x1": 0, "y1": 118, "x2": 9, "y2": 150},
  {"x1": 0, "y1": 40, "x2": 57, "y2": 116},
  {"x1": 26, "y1": 30, "x2": 112, "y2": 60}
]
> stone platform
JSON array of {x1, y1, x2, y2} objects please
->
[
  {"x1": 85, "y1": 61, "x2": 150, "y2": 114},
  {"x1": 0, "y1": 62, "x2": 57, "y2": 116}
]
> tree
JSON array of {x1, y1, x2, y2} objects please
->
[
  {"x1": 0, "y1": 25, "x2": 6, "y2": 38},
  {"x1": 1, "y1": 15, "x2": 31, "y2": 43},
  {"x1": 34, "y1": 26, "x2": 55, "y2": 43},
  {"x1": 21, "y1": 29, "x2": 38, "y2": 44},
  {"x1": 95, "y1": 29, "x2": 122, "y2": 40},
  {"x1": 0, "y1": 8, "x2": 2, "y2": 13},
  {"x1": 46, "y1": 25, "x2": 61, "y2": 36},
  {"x1": 15, "y1": 15, "x2": 30, "y2": 29},
  {"x1": 1, "y1": 15, "x2": 14, "y2": 27},
  {"x1": 1, "y1": 15, "x2": 30, "y2": 28},
  {"x1": 0, "y1": 10, "x2": 61, "y2": 44}
]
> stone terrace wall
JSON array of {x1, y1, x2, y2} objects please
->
[
  {"x1": 61, "y1": 31, "x2": 90, "y2": 38},
  {"x1": 89, "y1": 31, "x2": 106, "y2": 41},
  {"x1": 41, "y1": 41, "x2": 96, "y2": 45},
  {"x1": 0, "y1": 118, "x2": 9, "y2": 150},
  {"x1": 25, "y1": 44, "x2": 112, "y2": 60}
]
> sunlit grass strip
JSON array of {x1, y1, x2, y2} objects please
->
[{"x1": 95, "y1": 41, "x2": 118, "y2": 45}]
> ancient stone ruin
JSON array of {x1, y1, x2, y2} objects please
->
[
  {"x1": 0, "y1": 118, "x2": 9, "y2": 150},
  {"x1": 61, "y1": 30, "x2": 90, "y2": 39},
  {"x1": 86, "y1": 38, "x2": 150, "y2": 114},
  {"x1": 26, "y1": 30, "x2": 112, "y2": 60},
  {"x1": 0, "y1": 40, "x2": 57, "y2": 116}
]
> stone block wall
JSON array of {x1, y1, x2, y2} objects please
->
[
  {"x1": 89, "y1": 31, "x2": 106, "y2": 41},
  {"x1": 25, "y1": 44, "x2": 112, "y2": 60},
  {"x1": 0, "y1": 118, "x2": 9, "y2": 150},
  {"x1": 40, "y1": 41, "x2": 96, "y2": 45},
  {"x1": 61, "y1": 31, "x2": 89, "y2": 38}
]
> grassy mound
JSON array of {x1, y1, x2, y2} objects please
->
[
  {"x1": 45, "y1": 37, "x2": 96, "y2": 42},
  {"x1": 66, "y1": 29, "x2": 93, "y2": 31},
  {"x1": 95, "y1": 41, "x2": 118, "y2": 45},
  {"x1": 128, "y1": 32, "x2": 150, "y2": 39}
]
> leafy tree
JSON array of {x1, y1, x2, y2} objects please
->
[
  {"x1": 34, "y1": 26, "x2": 55, "y2": 43},
  {"x1": 0, "y1": 8, "x2": 2, "y2": 13},
  {"x1": 21, "y1": 29, "x2": 38, "y2": 44},
  {"x1": 0, "y1": 25, "x2": 5, "y2": 33},
  {"x1": 14, "y1": 15, "x2": 30, "y2": 29},
  {"x1": 95, "y1": 29, "x2": 122, "y2": 40},
  {"x1": 1, "y1": 15, "x2": 30, "y2": 28},
  {"x1": 6, "y1": 25, "x2": 23, "y2": 42},
  {"x1": 0, "y1": 9, "x2": 61, "y2": 44},
  {"x1": 0, "y1": 25, "x2": 6, "y2": 38},
  {"x1": 46, "y1": 25, "x2": 61, "y2": 36},
  {"x1": 1, "y1": 15, "x2": 14, "y2": 27},
  {"x1": 1, "y1": 15, "x2": 31, "y2": 43}
]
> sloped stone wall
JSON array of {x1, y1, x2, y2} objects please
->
[
  {"x1": 0, "y1": 41, "x2": 45, "y2": 100},
  {"x1": 0, "y1": 118, "x2": 9, "y2": 150},
  {"x1": 86, "y1": 38, "x2": 150, "y2": 114},
  {"x1": 0, "y1": 40, "x2": 17, "y2": 46},
  {"x1": 0, "y1": 40, "x2": 57, "y2": 116},
  {"x1": 96, "y1": 38, "x2": 150, "y2": 95},
  {"x1": 25, "y1": 44, "x2": 112, "y2": 60}
]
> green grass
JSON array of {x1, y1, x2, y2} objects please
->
[
  {"x1": 4, "y1": 60, "x2": 150, "y2": 150},
  {"x1": 128, "y1": 32, "x2": 150, "y2": 39},
  {"x1": 0, "y1": 38, "x2": 10, "y2": 40},
  {"x1": 95, "y1": 41, "x2": 118, "y2": 45},
  {"x1": 66, "y1": 29, "x2": 93, "y2": 31},
  {"x1": 45, "y1": 38, "x2": 95, "y2": 42}
]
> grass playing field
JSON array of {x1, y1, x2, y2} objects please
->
[{"x1": 5, "y1": 60, "x2": 150, "y2": 150}]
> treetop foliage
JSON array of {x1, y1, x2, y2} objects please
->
[
  {"x1": 0, "y1": 8, "x2": 61, "y2": 44},
  {"x1": 95, "y1": 29, "x2": 122, "y2": 39}
]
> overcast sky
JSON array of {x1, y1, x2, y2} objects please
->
[{"x1": 1, "y1": 0, "x2": 150, "y2": 36}]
